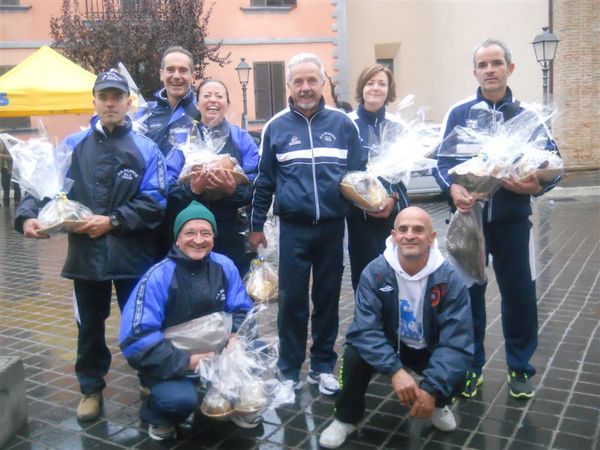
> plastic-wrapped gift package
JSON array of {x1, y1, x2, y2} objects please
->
[
  {"x1": 245, "y1": 214, "x2": 279, "y2": 303},
  {"x1": 175, "y1": 122, "x2": 249, "y2": 186},
  {"x1": 440, "y1": 101, "x2": 562, "y2": 191},
  {"x1": 163, "y1": 311, "x2": 233, "y2": 354},
  {"x1": 340, "y1": 96, "x2": 439, "y2": 211},
  {"x1": 197, "y1": 307, "x2": 294, "y2": 419},
  {"x1": 1, "y1": 128, "x2": 92, "y2": 234},
  {"x1": 446, "y1": 202, "x2": 487, "y2": 286}
]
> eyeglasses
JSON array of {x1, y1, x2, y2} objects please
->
[{"x1": 182, "y1": 229, "x2": 214, "y2": 239}]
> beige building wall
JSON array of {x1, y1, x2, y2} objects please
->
[
  {"x1": 552, "y1": 0, "x2": 600, "y2": 169},
  {"x1": 343, "y1": 1, "x2": 550, "y2": 122}
]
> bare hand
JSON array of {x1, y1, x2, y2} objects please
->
[
  {"x1": 248, "y1": 231, "x2": 267, "y2": 252},
  {"x1": 501, "y1": 173, "x2": 543, "y2": 196},
  {"x1": 190, "y1": 168, "x2": 211, "y2": 194},
  {"x1": 205, "y1": 168, "x2": 236, "y2": 195},
  {"x1": 450, "y1": 184, "x2": 475, "y2": 213},
  {"x1": 189, "y1": 352, "x2": 215, "y2": 371},
  {"x1": 408, "y1": 388, "x2": 436, "y2": 419},
  {"x1": 391, "y1": 368, "x2": 419, "y2": 407},
  {"x1": 23, "y1": 218, "x2": 50, "y2": 239},
  {"x1": 73, "y1": 215, "x2": 111, "y2": 239},
  {"x1": 367, "y1": 196, "x2": 396, "y2": 219}
]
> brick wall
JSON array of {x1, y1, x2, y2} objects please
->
[{"x1": 552, "y1": 0, "x2": 600, "y2": 170}]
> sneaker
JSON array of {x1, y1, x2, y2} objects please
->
[
  {"x1": 306, "y1": 371, "x2": 340, "y2": 395},
  {"x1": 507, "y1": 371, "x2": 535, "y2": 399},
  {"x1": 461, "y1": 371, "x2": 483, "y2": 398},
  {"x1": 148, "y1": 423, "x2": 177, "y2": 441},
  {"x1": 76, "y1": 392, "x2": 103, "y2": 421},
  {"x1": 319, "y1": 419, "x2": 357, "y2": 449},
  {"x1": 230, "y1": 412, "x2": 263, "y2": 429},
  {"x1": 431, "y1": 406, "x2": 456, "y2": 432}
]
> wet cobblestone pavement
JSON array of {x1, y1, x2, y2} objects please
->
[{"x1": 1, "y1": 185, "x2": 599, "y2": 449}]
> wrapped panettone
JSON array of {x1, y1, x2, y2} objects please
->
[{"x1": 340, "y1": 172, "x2": 388, "y2": 211}]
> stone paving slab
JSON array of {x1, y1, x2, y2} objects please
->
[{"x1": 0, "y1": 191, "x2": 598, "y2": 450}]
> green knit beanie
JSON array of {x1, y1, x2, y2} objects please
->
[{"x1": 173, "y1": 201, "x2": 217, "y2": 240}]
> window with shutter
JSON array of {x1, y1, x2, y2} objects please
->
[{"x1": 253, "y1": 61, "x2": 286, "y2": 121}]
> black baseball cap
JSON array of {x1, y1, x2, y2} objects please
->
[{"x1": 93, "y1": 70, "x2": 130, "y2": 94}]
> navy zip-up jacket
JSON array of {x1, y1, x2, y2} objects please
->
[
  {"x1": 250, "y1": 97, "x2": 365, "y2": 231},
  {"x1": 119, "y1": 246, "x2": 252, "y2": 386},
  {"x1": 15, "y1": 116, "x2": 167, "y2": 281},
  {"x1": 347, "y1": 104, "x2": 410, "y2": 218},
  {"x1": 347, "y1": 255, "x2": 473, "y2": 400},
  {"x1": 434, "y1": 87, "x2": 560, "y2": 223},
  {"x1": 144, "y1": 88, "x2": 197, "y2": 157}
]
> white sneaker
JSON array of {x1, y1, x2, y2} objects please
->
[
  {"x1": 431, "y1": 406, "x2": 456, "y2": 432},
  {"x1": 319, "y1": 419, "x2": 357, "y2": 449},
  {"x1": 306, "y1": 371, "x2": 340, "y2": 395},
  {"x1": 148, "y1": 423, "x2": 177, "y2": 441}
]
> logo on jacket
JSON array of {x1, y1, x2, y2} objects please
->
[
  {"x1": 216, "y1": 288, "x2": 225, "y2": 302},
  {"x1": 320, "y1": 132, "x2": 336, "y2": 142},
  {"x1": 117, "y1": 168, "x2": 139, "y2": 181},
  {"x1": 289, "y1": 136, "x2": 302, "y2": 146},
  {"x1": 429, "y1": 283, "x2": 447, "y2": 307},
  {"x1": 379, "y1": 285, "x2": 393, "y2": 293}
]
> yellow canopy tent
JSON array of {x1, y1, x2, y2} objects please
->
[{"x1": 0, "y1": 46, "x2": 96, "y2": 117}]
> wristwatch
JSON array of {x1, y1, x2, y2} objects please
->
[{"x1": 109, "y1": 212, "x2": 121, "y2": 229}]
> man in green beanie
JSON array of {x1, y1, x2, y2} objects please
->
[{"x1": 119, "y1": 201, "x2": 254, "y2": 441}]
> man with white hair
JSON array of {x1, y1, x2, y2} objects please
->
[{"x1": 249, "y1": 53, "x2": 365, "y2": 395}]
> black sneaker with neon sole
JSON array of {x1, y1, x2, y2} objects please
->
[
  {"x1": 507, "y1": 371, "x2": 535, "y2": 399},
  {"x1": 461, "y1": 371, "x2": 483, "y2": 398}
]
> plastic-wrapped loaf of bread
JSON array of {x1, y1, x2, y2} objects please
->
[
  {"x1": 448, "y1": 156, "x2": 503, "y2": 199},
  {"x1": 244, "y1": 258, "x2": 278, "y2": 303},
  {"x1": 445, "y1": 202, "x2": 487, "y2": 285},
  {"x1": 512, "y1": 149, "x2": 563, "y2": 183},
  {"x1": 200, "y1": 387, "x2": 233, "y2": 418},
  {"x1": 340, "y1": 171, "x2": 388, "y2": 211}
]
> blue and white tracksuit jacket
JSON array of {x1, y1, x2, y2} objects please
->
[
  {"x1": 250, "y1": 97, "x2": 365, "y2": 231},
  {"x1": 119, "y1": 246, "x2": 252, "y2": 387},
  {"x1": 15, "y1": 116, "x2": 167, "y2": 281}
]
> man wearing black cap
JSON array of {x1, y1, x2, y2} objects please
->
[
  {"x1": 119, "y1": 201, "x2": 254, "y2": 441},
  {"x1": 16, "y1": 70, "x2": 167, "y2": 422}
]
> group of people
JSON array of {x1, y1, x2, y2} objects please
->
[{"x1": 14, "y1": 37, "x2": 559, "y2": 447}]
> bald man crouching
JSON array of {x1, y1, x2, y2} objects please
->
[{"x1": 320, "y1": 207, "x2": 474, "y2": 449}]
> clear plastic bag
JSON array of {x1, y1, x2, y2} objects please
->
[
  {"x1": 445, "y1": 202, "x2": 486, "y2": 285},
  {"x1": 244, "y1": 214, "x2": 279, "y2": 303},
  {"x1": 1, "y1": 126, "x2": 92, "y2": 233},
  {"x1": 176, "y1": 122, "x2": 249, "y2": 186},
  {"x1": 197, "y1": 306, "x2": 294, "y2": 418},
  {"x1": 440, "y1": 101, "x2": 561, "y2": 188},
  {"x1": 163, "y1": 311, "x2": 232, "y2": 354},
  {"x1": 339, "y1": 96, "x2": 439, "y2": 210}
]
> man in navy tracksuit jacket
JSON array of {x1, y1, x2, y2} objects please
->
[
  {"x1": 142, "y1": 46, "x2": 198, "y2": 254},
  {"x1": 119, "y1": 202, "x2": 253, "y2": 440},
  {"x1": 434, "y1": 39, "x2": 560, "y2": 399},
  {"x1": 249, "y1": 53, "x2": 365, "y2": 395},
  {"x1": 16, "y1": 71, "x2": 167, "y2": 421},
  {"x1": 319, "y1": 207, "x2": 472, "y2": 449}
]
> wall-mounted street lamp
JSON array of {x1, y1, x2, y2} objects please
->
[
  {"x1": 235, "y1": 58, "x2": 251, "y2": 130},
  {"x1": 531, "y1": 27, "x2": 560, "y2": 106}
]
